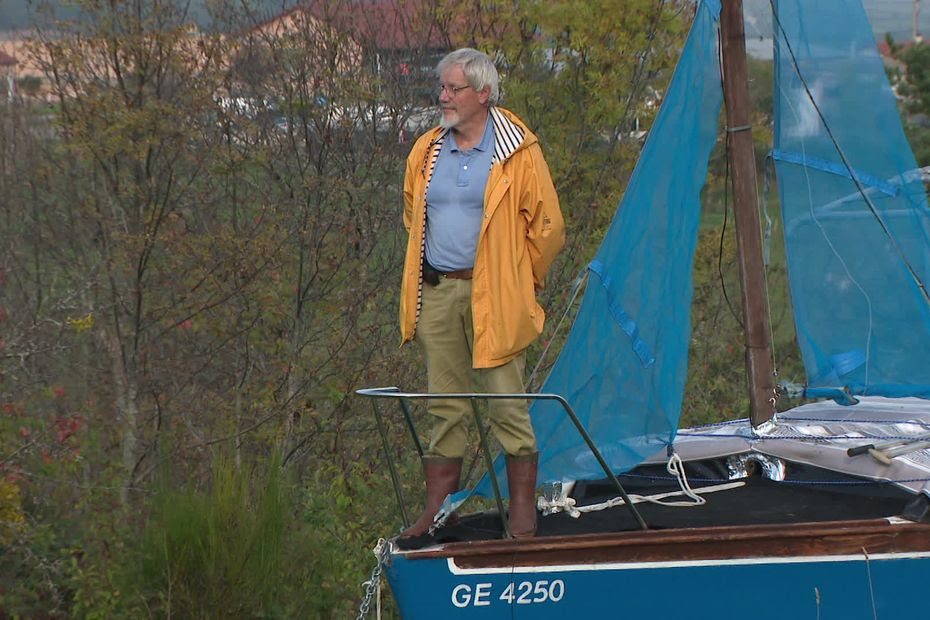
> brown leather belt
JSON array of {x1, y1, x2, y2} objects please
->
[
  {"x1": 422, "y1": 259, "x2": 473, "y2": 284},
  {"x1": 441, "y1": 269, "x2": 473, "y2": 280}
]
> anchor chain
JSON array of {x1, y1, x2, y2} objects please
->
[{"x1": 356, "y1": 538, "x2": 388, "y2": 620}]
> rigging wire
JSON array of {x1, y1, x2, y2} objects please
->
[
  {"x1": 719, "y1": 126, "x2": 744, "y2": 329},
  {"x1": 526, "y1": 268, "x2": 588, "y2": 392},
  {"x1": 769, "y1": 0, "x2": 875, "y2": 388},
  {"x1": 676, "y1": 430, "x2": 929, "y2": 441},
  {"x1": 769, "y1": 0, "x2": 930, "y2": 308},
  {"x1": 780, "y1": 91, "x2": 876, "y2": 388},
  {"x1": 757, "y1": 163, "x2": 782, "y2": 385},
  {"x1": 715, "y1": 24, "x2": 745, "y2": 331},
  {"x1": 617, "y1": 470, "x2": 930, "y2": 486},
  {"x1": 524, "y1": 0, "x2": 679, "y2": 394},
  {"x1": 460, "y1": 269, "x2": 590, "y2": 493},
  {"x1": 689, "y1": 415, "x2": 930, "y2": 430},
  {"x1": 715, "y1": 21, "x2": 782, "y2": 382}
]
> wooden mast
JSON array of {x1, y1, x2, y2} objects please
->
[{"x1": 719, "y1": 0, "x2": 776, "y2": 427}]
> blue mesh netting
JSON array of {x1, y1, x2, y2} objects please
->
[
  {"x1": 773, "y1": 0, "x2": 930, "y2": 399},
  {"x1": 525, "y1": 0, "x2": 724, "y2": 485}
]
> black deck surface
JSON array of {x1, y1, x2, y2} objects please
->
[{"x1": 396, "y1": 458, "x2": 917, "y2": 550}]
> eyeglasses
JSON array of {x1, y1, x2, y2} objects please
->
[{"x1": 438, "y1": 83, "x2": 472, "y2": 97}]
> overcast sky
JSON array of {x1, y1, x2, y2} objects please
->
[{"x1": 0, "y1": 0, "x2": 927, "y2": 39}]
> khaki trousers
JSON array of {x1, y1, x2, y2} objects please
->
[{"x1": 416, "y1": 277, "x2": 537, "y2": 458}]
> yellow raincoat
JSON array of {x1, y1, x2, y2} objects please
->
[{"x1": 400, "y1": 107, "x2": 564, "y2": 368}]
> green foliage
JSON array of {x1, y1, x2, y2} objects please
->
[
  {"x1": 62, "y1": 456, "x2": 405, "y2": 619},
  {"x1": 681, "y1": 51, "x2": 807, "y2": 427},
  {"x1": 128, "y1": 456, "x2": 288, "y2": 618},
  {"x1": 283, "y1": 462, "x2": 404, "y2": 619},
  {"x1": 682, "y1": 227, "x2": 747, "y2": 426},
  {"x1": 0, "y1": 477, "x2": 26, "y2": 545},
  {"x1": 471, "y1": 0, "x2": 689, "y2": 276},
  {"x1": 68, "y1": 524, "x2": 134, "y2": 620},
  {"x1": 684, "y1": 207, "x2": 805, "y2": 426},
  {"x1": 905, "y1": 123, "x2": 930, "y2": 166},
  {"x1": 899, "y1": 43, "x2": 930, "y2": 116},
  {"x1": 1, "y1": 520, "x2": 72, "y2": 616},
  {"x1": 888, "y1": 39, "x2": 930, "y2": 166},
  {"x1": 446, "y1": 0, "x2": 691, "y2": 380},
  {"x1": 0, "y1": 0, "x2": 697, "y2": 615}
]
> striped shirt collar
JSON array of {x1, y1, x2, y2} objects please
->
[
  {"x1": 431, "y1": 106, "x2": 526, "y2": 165},
  {"x1": 420, "y1": 107, "x2": 528, "y2": 181},
  {"x1": 488, "y1": 106, "x2": 525, "y2": 163}
]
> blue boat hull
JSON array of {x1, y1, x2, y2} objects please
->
[{"x1": 386, "y1": 547, "x2": 930, "y2": 618}]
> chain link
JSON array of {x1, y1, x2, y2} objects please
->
[{"x1": 356, "y1": 538, "x2": 388, "y2": 620}]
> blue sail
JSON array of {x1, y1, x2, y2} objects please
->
[
  {"x1": 773, "y1": 0, "x2": 930, "y2": 399},
  {"x1": 528, "y1": 0, "x2": 724, "y2": 485}
]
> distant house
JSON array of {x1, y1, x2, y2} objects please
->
[
  {"x1": 0, "y1": 26, "x2": 212, "y2": 101},
  {"x1": 247, "y1": 1, "x2": 465, "y2": 106},
  {"x1": 2, "y1": 2, "x2": 473, "y2": 112},
  {"x1": 0, "y1": 49, "x2": 15, "y2": 100},
  {"x1": 876, "y1": 38, "x2": 920, "y2": 100},
  {"x1": 876, "y1": 38, "x2": 918, "y2": 69},
  {"x1": 0, "y1": 32, "x2": 46, "y2": 99},
  {"x1": 234, "y1": 4, "x2": 364, "y2": 104},
  {"x1": 318, "y1": 0, "x2": 455, "y2": 104}
]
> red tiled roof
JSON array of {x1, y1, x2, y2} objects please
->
[
  {"x1": 0, "y1": 50, "x2": 18, "y2": 66},
  {"x1": 332, "y1": 1, "x2": 451, "y2": 51},
  {"x1": 255, "y1": 1, "x2": 457, "y2": 51},
  {"x1": 877, "y1": 39, "x2": 917, "y2": 58}
]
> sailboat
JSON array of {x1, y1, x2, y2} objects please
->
[{"x1": 357, "y1": 0, "x2": 930, "y2": 616}]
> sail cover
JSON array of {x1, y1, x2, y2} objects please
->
[
  {"x1": 528, "y1": 0, "x2": 724, "y2": 485},
  {"x1": 773, "y1": 0, "x2": 930, "y2": 399}
]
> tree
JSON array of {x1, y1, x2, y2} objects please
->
[
  {"x1": 437, "y1": 0, "x2": 690, "y2": 381},
  {"x1": 0, "y1": 0, "x2": 693, "y2": 615},
  {"x1": 891, "y1": 40, "x2": 930, "y2": 166}
]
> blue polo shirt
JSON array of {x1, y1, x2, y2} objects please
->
[{"x1": 424, "y1": 116, "x2": 495, "y2": 272}]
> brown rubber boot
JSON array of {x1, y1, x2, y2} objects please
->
[
  {"x1": 506, "y1": 452, "x2": 539, "y2": 538},
  {"x1": 400, "y1": 457, "x2": 462, "y2": 538}
]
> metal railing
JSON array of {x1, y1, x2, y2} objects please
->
[{"x1": 355, "y1": 386, "x2": 648, "y2": 537}]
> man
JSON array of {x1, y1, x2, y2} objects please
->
[{"x1": 399, "y1": 48, "x2": 564, "y2": 539}]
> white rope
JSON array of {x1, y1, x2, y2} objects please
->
[
  {"x1": 537, "y1": 483, "x2": 580, "y2": 517},
  {"x1": 537, "y1": 454, "x2": 745, "y2": 518},
  {"x1": 538, "y1": 481, "x2": 745, "y2": 518},
  {"x1": 666, "y1": 452, "x2": 706, "y2": 505},
  {"x1": 581, "y1": 481, "x2": 743, "y2": 515}
]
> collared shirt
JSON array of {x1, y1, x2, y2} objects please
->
[{"x1": 424, "y1": 115, "x2": 495, "y2": 271}]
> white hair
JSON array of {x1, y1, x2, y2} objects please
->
[{"x1": 437, "y1": 48, "x2": 500, "y2": 104}]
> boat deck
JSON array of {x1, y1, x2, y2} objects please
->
[
  {"x1": 397, "y1": 458, "x2": 923, "y2": 549},
  {"x1": 396, "y1": 398, "x2": 930, "y2": 550}
]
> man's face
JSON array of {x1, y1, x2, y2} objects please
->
[{"x1": 438, "y1": 64, "x2": 490, "y2": 130}]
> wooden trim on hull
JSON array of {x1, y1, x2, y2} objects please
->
[{"x1": 404, "y1": 519, "x2": 930, "y2": 569}]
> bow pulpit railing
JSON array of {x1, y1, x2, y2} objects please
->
[{"x1": 355, "y1": 386, "x2": 648, "y2": 538}]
